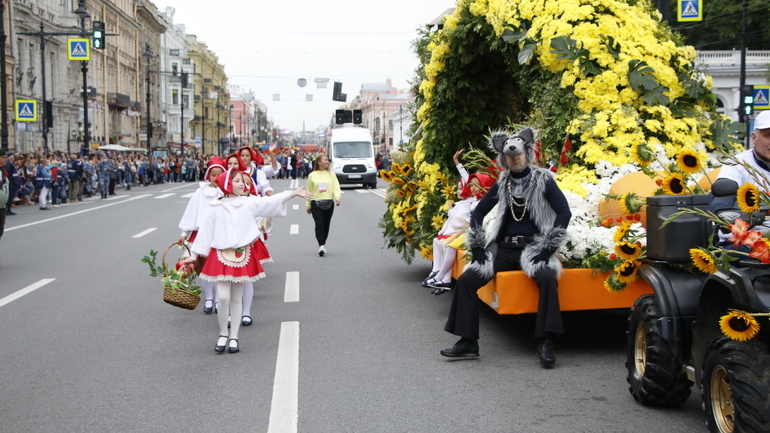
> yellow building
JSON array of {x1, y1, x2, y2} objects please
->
[{"x1": 187, "y1": 34, "x2": 228, "y2": 156}]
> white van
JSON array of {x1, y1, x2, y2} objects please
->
[{"x1": 328, "y1": 125, "x2": 377, "y2": 188}]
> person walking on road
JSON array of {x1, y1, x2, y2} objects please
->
[
  {"x1": 67, "y1": 154, "x2": 84, "y2": 202},
  {"x1": 35, "y1": 157, "x2": 53, "y2": 210},
  {"x1": 187, "y1": 168, "x2": 313, "y2": 354},
  {"x1": 97, "y1": 157, "x2": 114, "y2": 199},
  {"x1": 305, "y1": 154, "x2": 341, "y2": 257},
  {"x1": 0, "y1": 149, "x2": 9, "y2": 240}
]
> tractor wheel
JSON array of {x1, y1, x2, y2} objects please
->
[
  {"x1": 702, "y1": 337, "x2": 770, "y2": 433},
  {"x1": 626, "y1": 294, "x2": 693, "y2": 406}
]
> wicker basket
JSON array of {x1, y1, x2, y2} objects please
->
[{"x1": 160, "y1": 242, "x2": 201, "y2": 310}]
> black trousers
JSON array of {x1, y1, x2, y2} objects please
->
[
  {"x1": 310, "y1": 201, "x2": 334, "y2": 246},
  {"x1": 444, "y1": 244, "x2": 563, "y2": 341}
]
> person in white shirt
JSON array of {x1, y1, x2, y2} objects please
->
[
  {"x1": 177, "y1": 156, "x2": 226, "y2": 313},
  {"x1": 187, "y1": 168, "x2": 313, "y2": 353}
]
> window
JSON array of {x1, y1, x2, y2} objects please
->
[
  {"x1": 172, "y1": 89, "x2": 178, "y2": 105},
  {"x1": 169, "y1": 48, "x2": 180, "y2": 56}
]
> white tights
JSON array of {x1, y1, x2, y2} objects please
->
[
  {"x1": 242, "y1": 282, "x2": 253, "y2": 318},
  {"x1": 431, "y1": 238, "x2": 457, "y2": 283},
  {"x1": 216, "y1": 281, "x2": 244, "y2": 339},
  {"x1": 202, "y1": 280, "x2": 215, "y2": 303}
]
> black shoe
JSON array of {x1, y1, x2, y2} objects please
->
[
  {"x1": 215, "y1": 335, "x2": 228, "y2": 353},
  {"x1": 242, "y1": 315, "x2": 252, "y2": 326},
  {"x1": 203, "y1": 299, "x2": 213, "y2": 314},
  {"x1": 431, "y1": 288, "x2": 451, "y2": 296},
  {"x1": 537, "y1": 338, "x2": 555, "y2": 368},
  {"x1": 6, "y1": 210, "x2": 16, "y2": 215},
  {"x1": 440, "y1": 338, "x2": 479, "y2": 358},
  {"x1": 421, "y1": 271, "x2": 439, "y2": 287},
  {"x1": 228, "y1": 338, "x2": 239, "y2": 353},
  {"x1": 427, "y1": 280, "x2": 454, "y2": 290}
]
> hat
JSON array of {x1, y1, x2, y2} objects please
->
[
  {"x1": 460, "y1": 173, "x2": 495, "y2": 199},
  {"x1": 755, "y1": 110, "x2": 770, "y2": 130},
  {"x1": 203, "y1": 156, "x2": 226, "y2": 180},
  {"x1": 215, "y1": 168, "x2": 241, "y2": 195},
  {"x1": 238, "y1": 145, "x2": 264, "y2": 167},
  {"x1": 226, "y1": 153, "x2": 245, "y2": 171},
  {"x1": 488, "y1": 127, "x2": 537, "y2": 170}
]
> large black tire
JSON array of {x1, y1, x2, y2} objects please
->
[
  {"x1": 626, "y1": 294, "x2": 693, "y2": 406},
  {"x1": 702, "y1": 337, "x2": 770, "y2": 433}
]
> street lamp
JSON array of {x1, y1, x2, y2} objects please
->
[
  {"x1": 74, "y1": 1, "x2": 90, "y2": 152},
  {"x1": 143, "y1": 43, "x2": 152, "y2": 152},
  {"x1": 0, "y1": 0, "x2": 8, "y2": 151}
]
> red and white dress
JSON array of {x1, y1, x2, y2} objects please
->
[{"x1": 191, "y1": 193, "x2": 291, "y2": 283}]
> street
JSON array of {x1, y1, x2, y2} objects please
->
[{"x1": 1, "y1": 178, "x2": 706, "y2": 433}]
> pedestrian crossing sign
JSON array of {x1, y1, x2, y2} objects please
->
[
  {"x1": 754, "y1": 86, "x2": 770, "y2": 110},
  {"x1": 15, "y1": 100, "x2": 37, "y2": 122},
  {"x1": 678, "y1": 0, "x2": 702, "y2": 22},
  {"x1": 68, "y1": 38, "x2": 90, "y2": 60}
]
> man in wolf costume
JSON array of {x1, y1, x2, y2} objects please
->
[{"x1": 441, "y1": 128, "x2": 572, "y2": 367}]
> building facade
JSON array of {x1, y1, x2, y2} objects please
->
[{"x1": 187, "y1": 33, "x2": 228, "y2": 156}]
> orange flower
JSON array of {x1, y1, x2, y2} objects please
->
[
  {"x1": 749, "y1": 239, "x2": 770, "y2": 263},
  {"x1": 728, "y1": 218, "x2": 750, "y2": 247}
]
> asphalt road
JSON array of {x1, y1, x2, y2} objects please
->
[{"x1": 0, "y1": 178, "x2": 707, "y2": 433}]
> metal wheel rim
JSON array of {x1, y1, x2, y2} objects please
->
[
  {"x1": 634, "y1": 321, "x2": 646, "y2": 378},
  {"x1": 710, "y1": 364, "x2": 735, "y2": 433}
]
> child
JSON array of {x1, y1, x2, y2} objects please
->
[
  {"x1": 187, "y1": 168, "x2": 313, "y2": 353},
  {"x1": 177, "y1": 156, "x2": 226, "y2": 314}
]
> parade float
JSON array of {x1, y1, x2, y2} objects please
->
[{"x1": 379, "y1": 0, "x2": 744, "y2": 313}]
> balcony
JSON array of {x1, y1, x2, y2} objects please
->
[{"x1": 107, "y1": 92, "x2": 131, "y2": 108}]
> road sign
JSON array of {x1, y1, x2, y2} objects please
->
[
  {"x1": 754, "y1": 86, "x2": 770, "y2": 110},
  {"x1": 15, "y1": 100, "x2": 37, "y2": 122},
  {"x1": 678, "y1": 0, "x2": 702, "y2": 22},
  {"x1": 67, "y1": 38, "x2": 90, "y2": 60}
]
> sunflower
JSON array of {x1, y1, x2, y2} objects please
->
[
  {"x1": 400, "y1": 164, "x2": 413, "y2": 176},
  {"x1": 392, "y1": 177, "x2": 406, "y2": 185},
  {"x1": 615, "y1": 241, "x2": 642, "y2": 260},
  {"x1": 613, "y1": 221, "x2": 633, "y2": 243},
  {"x1": 690, "y1": 247, "x2": 719, "y2": 274},
  {"x1": 391, "y1": 163, "x2": 402, "y2": 175},
  {"x1": 737, "y1": 183, "x2": 761, "y2": 214},
  {"x1": 661, "y1": 173, "x2": 686, "y2": 195},
  {"x1": 676, "y1": 150, "x2": 702, "y2": 174},
  {"x1": 380, "y1": 170, "x2": 393, "y2": 182},
  {"x1": 614, "y1": 260, "x2": 641, "y2": 284},
  {"x1": 603, "y1": 273, "x2": 626, "y2": 293},
  {"x1": 631, "y1": 141, "x2": 655, "y2": 166},
  {"x1": 396, "y1": 189, "x2": 405, "y2": 197},
  {"x1": 619, "y1": 192, "x2": 645, "y2": 214},
  {"x1": 719, "y1": 310, "x2": 760, "y2": 341}
]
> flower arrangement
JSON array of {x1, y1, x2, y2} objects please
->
[
  {"x1": 141, "y1": 248, "x2": 202, "y2": 296},
  {"x1": 381, "y1": 0, "x2": 743, "y2": 268}
]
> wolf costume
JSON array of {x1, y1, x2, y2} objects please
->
[{"x1": 442, "y1": 127, "x2": 572, "y2": 366}]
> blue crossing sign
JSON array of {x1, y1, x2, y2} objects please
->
[
  {"x1": 754, "y1": 86, "x2": 770, "y2": 110},
  {"x1": 15, "y1": 100, "x2": 37, "y2": 122},
  {"x1": 678, "y1": 0, "x2": 702, "y2": 22},
  {"x1": 68, "y1": 38, "x2": 90, "y2": 61}
]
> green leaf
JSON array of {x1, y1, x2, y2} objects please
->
[
  {"x1": 641, "y1": 86, "x2": 670, "y2": 106},
  {"x1": 601, "y1": 34, "x2": 621, "y2": 60},
  {"x1": 708, "y1": 117, "x2": 744, "y2": 154},
  {"x1": 550, "y1": 36, "x2": 581, "y2": 63},
  {"x1": 670, "y1": 99, "x2": 698, "y2": 118},
  {"x1": 628, "y1": 59, "x2": 659, "y2": 93},
  {"x1": 518, "y1": 39, "x2": 536, "y2": 65},
  {"x1": 679, "y1": 74, "x2": 706, "y2": 99}
]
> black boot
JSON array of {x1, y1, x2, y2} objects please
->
[
  {"x1": 537, "y1": 338, "x2": 555, "y2": 368},
  {"x1": 440, "y1": 337, "x2": 479, "y2": 358}
]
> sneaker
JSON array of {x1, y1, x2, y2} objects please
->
[
  {"x1": 319, "y1": 245, "x2": 326, "y2": 257},
  {"x1": 6, "y1": 210, "x2": 16, "y2": 215}
]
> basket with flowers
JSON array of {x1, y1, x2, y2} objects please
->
[{"x1": 141, "y1": 242, "x2": 203, "y2": 310}]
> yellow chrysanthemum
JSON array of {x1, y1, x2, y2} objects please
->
[
  {"x1": 619, "y1": 192, "x2": 645, "y2": 215},
  {"x1": 615, "y1": 241, "x2": 642, "y2": 261},
  {"x1": 690, "y1": 248, "x2": 719, "y2": 274},
  {"x1": 676, "y1": 150, "x2": 702, "y2": 174},
  {"x1": 613, "y1": 221, "x2": 634, "y2": 243},
  {"x1": 737, "y1": 183, "x2": 761, "y2": 214},
  {"x1": 603, "y1": 273, "x2": 626, "y2": 293},
  {"x1": 719, "y1": 311, "x2": 760, "y2": 341},
  {"x1": 614, "y1": 260, "x2": 641, "y2": 284},
  {"x1": 661, "y1": 173, "x2": 686, "y2": 195}
]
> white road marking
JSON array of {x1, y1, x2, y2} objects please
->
[
  {"x1": 292, "y1": 204, "x2": 298, "y2": 211},
  {"x1": 162, "y1": 183, "x2": 195, "y2": 193},
  {"x1": 267, "y1": 321, "x2": 299, "y2": 433},
  {"x1": 0, "y1": 279, "x2": 56, "y2": 309},
  {"x1": 284, "y1": 271, "x2": 299, "y2": 303},
  {"x1": 180, "y1": 192, "x2": 195, "y2": 198},
  {"x1": 132, "y1": 228, "x2": 157, "y2": 238},
  {"x1": 370, "y1": 188, "x2": 387, "y2": 198},
  {"x1": 5, "y1": 194, "x2": 151, "y2": 232},
  {"x1": 290, "y1": 224, "x2": 299, "y2": 235},
  {"x1": 355, "y1": 189, "x2": 369, "y2": 193},
  {"x1": 154, "y1": 193, "x2": 175, "y2": 199}
]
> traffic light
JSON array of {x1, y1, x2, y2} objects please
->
[
  {"x1": 353, "y1": 109, "x2": 362, "y2": 124},
  {"x1": 332, "y1": 82, "x2": 346, "y2": 102},
  {"x1": 743, "y1": 85, "x2": 755, "y2": 116},
  {"x1": 92, "y1": 21, "x2": 105, "y2": 49}
]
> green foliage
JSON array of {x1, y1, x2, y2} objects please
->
[
  {"x1": 669, "y1": 0, "x2": 770, "y2": 50},
  {"x1": 628, "y1": 59, "x2": 670, "y2": 106},
  {"x1": 141, "y1": 248, "x2": 202, "y2": 296},
  {"x1": 550, "y1": 36, "x2": 602, "y2": 77},
  {"x1": 708, "y1": 117, "x2": 745, "y2": 155}
]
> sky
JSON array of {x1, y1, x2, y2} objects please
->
[{"x1": 157, "y1": 0, "x2": 456, "y2": 133}]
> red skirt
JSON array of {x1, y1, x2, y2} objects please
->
[
  {"x1": 188, "y1": 230, "x2": 198, "y2": 243},
  {"x1": 200, "y1": 240, "x2": 267, "y2": 283}
]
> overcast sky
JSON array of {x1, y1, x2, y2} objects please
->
[{"x1": 157, "y1": 0, "x2": 454, "y2": 133}]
